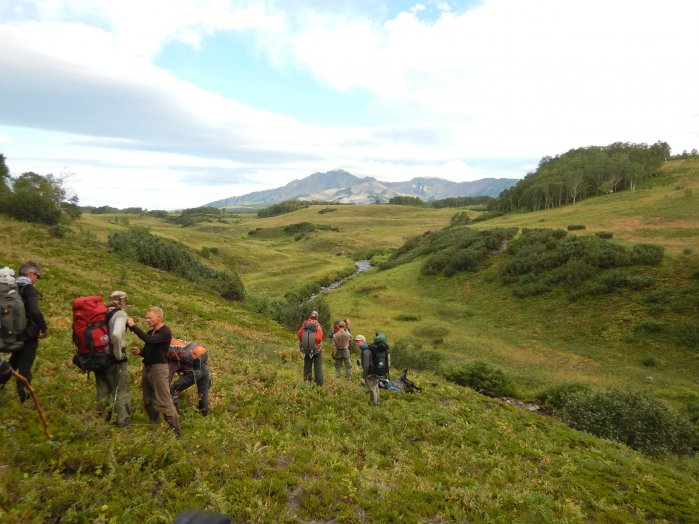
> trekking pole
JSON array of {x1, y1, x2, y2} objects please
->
[{"x1": 11, "y1": 369, "x2": 52, "y2": 438}]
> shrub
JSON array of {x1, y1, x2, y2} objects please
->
[
  {"x1": 595, "y1": 231, "x2": 614, "y2": 239},
  {"x1": 48, "y1": 224, "x2": 70, "y2": 238},
  {"x1": 107, "y1": 228, "x2": 245, "y2": 301},
  {"x1": 567, "y1": 224, "x2": 586, "y2": 230},
  {"x1": 390, "y1": 339, "x2": 443, "y2": 372},
  {"x1": 557, "y1": 388, "x2": 695, "y2": 456},
  {"x1": 450, "y1": 212, "x2": 471, "y2": 226},
  {"x1": 634, "y1": 320, "x2": 666, "y2": 336},
  {"x1": 536, "y1": 382, "x2": 591, "y2": 410},
  {"x1": 641, "y1": 356, "x2": 657, "y2": 367},
  {"x1": 442, "y1": 361, "x2": 514, "y2": 397},
  {"x1": 630, "y1": 243, "x2": 664, "y2": 265}
]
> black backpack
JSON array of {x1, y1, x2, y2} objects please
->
[
  {"x1": 369, "y1": 334, "x2": 390, "y2": 377},
  {"x1": 0, "y1": 279, "x2": 27, "y2": 353}
]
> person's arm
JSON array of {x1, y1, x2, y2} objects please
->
[
  {"x1": 109, "y1": 311, "x2": 127, "y2": 360},
  {"x1": 23, "y1": 286, "x2": 48, "y2": 333},
  {"x1": 130, "y1": 324, "x2": 172, "y2": 344}
]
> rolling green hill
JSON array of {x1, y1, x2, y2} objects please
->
[{"x1": 1, "y1": 158, "x2": 699, "y2": 522}]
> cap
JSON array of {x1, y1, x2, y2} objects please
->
[
  {"x1": 338, "y1": 321, "x2": 345, "y2": 328},
  {"x1": 354, "y1": 334, "x2": 366, "y2": 343},
  {"x1": 310, "y1": 310, "x2": 318, "y2": 319},
  {"x1": 109, "y1": 290, "x2": 128, "y2": 301}
]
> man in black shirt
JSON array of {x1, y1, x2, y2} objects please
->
[{"x1": 128, "y1": 306, "x2": 180, "y2": 436}]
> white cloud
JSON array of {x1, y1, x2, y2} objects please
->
[{"x1": 1, "y1": 0, "x2": 698, "y2": 209}]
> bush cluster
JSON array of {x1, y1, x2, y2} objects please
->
[
  {"x1": 390, "y1": 339, "x2": 444, "y2": 372},
  {"x1": 107, "y1": 228, "x2": 245, "y2": 301},
  {"x1": 501, "y1": 229, "x2": 662, "y2": 298},
  {"x1": 557, "y1": 388, "x2": 695, "y2": 456},
  {"x1": 379, "y1": 227, "x2": 518, "y2": 277},
  {"x1": 442, "y1": 360, "x2": 515, "y2": 397}
]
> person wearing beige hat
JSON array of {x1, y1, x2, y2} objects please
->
[
  {"x1": 93, "y1": 291, "x2": 132, "y2": 427},
  {"x1": 331, "y1": 320, "x2": 352, "y2": 378}
]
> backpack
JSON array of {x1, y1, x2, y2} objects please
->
[
  {"x1": 300, "y1": 321, "x2": 318, "y2": 355},
  {"x1": 168, "y1": 338, "x2": 208, "y2": 367},
  {"x1": 71, "y1": 296, "x2": 116, "y2": 371},
  {"x1": 369, "y1": 333, "x2": 390, "y2": 377},
  {"x1": 0, "y1": 268, "x2": 27, "y2": 353}
]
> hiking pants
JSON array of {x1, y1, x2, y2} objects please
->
[
  {"x1": 0, "y1": 339, "x2": 38, "y2": 402},
  {"x1": 365, "y1": 375, "x2": 380, "y2": 405},
  {"x1": 142, "y1": 363, "x2": 181, "y2": 435},
  {"x1": 304, "y1": 353, "x2": 323, "y2": 386},
  {"x1": 334, "y1": 348, "x2": 351, "y2": 378},
  {"x1": 171, "y1": 364, "x2": 211, "y2": 416},
  {"x1": 95, "y1": 360, "x2": 131, "y2": 427}
]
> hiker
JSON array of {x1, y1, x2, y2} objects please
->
[
  {"x1": 93, "y1": 291, "x2": 131, "y2": 427},
  {"x1": 298, "y1": 310, "x2": 324, "y2": 385},
  {"x1": 343, "y1": 318, "x2": 351, "y2": 335},
  {"x1": 0, "y1": 261, "x2": 47, "y2": 403},
  {"x1": 355, "y1": 334, "x2": 379, "y2": 405},
  {"x1": 127, "y1": 306, "x2": 181, "y2": 436},
  {"x1": 331, "y1": 320, "x2": 352, "y2": 378},
  {"x1": 168, "y1": 338, "x2": 211, "y2": 416}
]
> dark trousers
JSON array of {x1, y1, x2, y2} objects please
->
[
  {"x1": 303, "y1": 353, "x2": 323, "y2": 386},
  {"x1": 170, "y1": 365, "x2": 211, "y2": 416},
  {"x1": 0, "y1": 339, "x2": 38, "y2": 402}
]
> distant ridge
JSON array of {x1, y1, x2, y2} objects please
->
[{"x1": 206, "y1": 170, "x2": 518, "y2": 208}]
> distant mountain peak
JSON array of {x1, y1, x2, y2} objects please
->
[{"x1": 205, "y1": 170, "x2": 518, "y2": 208}]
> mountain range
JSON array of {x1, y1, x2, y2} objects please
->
[{"x1": 206, "y1": 170, "x2": 518, "y2": 208}]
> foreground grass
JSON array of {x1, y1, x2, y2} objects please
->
[{"x1": 2, "y1": 216, "x2": 699, "y2": 522}]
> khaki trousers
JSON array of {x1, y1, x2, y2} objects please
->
[{"x1": 142, "y1": 363, "x2": 180, "y2": 435}]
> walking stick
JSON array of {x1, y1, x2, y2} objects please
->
[{"x1": 11, "y1": 369, "x2": 52, "y2": 438}]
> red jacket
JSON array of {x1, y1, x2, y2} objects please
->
[{"x1": 298, "y1": 319, "x2": 324, "y2": 350}]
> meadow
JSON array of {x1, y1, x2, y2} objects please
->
[{"x1": 1, "y1": 158, "x2": 699, "y2": 522}]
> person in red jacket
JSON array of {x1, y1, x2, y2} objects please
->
[{"x1": 297, "y1": 310, "x2": 324, "y2": 385}]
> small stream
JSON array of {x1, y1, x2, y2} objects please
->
[{"x1": 307, "y1": 260, "x2": 372, "y2": 302}]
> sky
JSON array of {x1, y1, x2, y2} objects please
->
[{"x1": 1, "y1": 0, "x2": 698, "y2": 210}]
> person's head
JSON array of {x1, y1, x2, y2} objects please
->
[
  {"x1": 338, "y1": 320, "x2": 346, "y2": 329},
  {"x1": 145, "y1": 306, "x2": 164, "y2": 328},
  {"x1": 109, "y1": 290, "x2": 128, "y2": 308},
  {"x1": 354, "y1": 334, "x2": 366, "y2": 347},
  {"x1": 344, "y1": 318, "x2": 350, "y2": 328},
  {"x1": 309, "y1": 310, "x2": 318, "y2": 320},
  {"x1": 18, "y1": 261, "x2": 42, "y2": 283}
]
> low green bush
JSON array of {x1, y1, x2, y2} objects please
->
[
  {"x1": 630, "y1": 243, "x2": 664, "y2": 265},
  {"x1": 567, "y1": 224, "x2": 586, "y2": 230},
  {"x1": 390, "y1": 339, "x2": 443, "y2": 371},
  {"x1": 536, "y1": 382, "x2": 591, "y2": 410},
  {"x1": 634, "y1": 320, "x2": 666, "y2": 336},
  {"x1": 442, "y1": 360, "x2": 515, "y2": 397},
  {"x1": 595, "y1": 231, "x2": 614, "y2": 239},
  {"x1": 557, "y1": 388, "x2": 695, "y2": 456}
]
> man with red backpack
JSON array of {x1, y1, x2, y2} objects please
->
[
  {"x1": 298, "y1": 310, "x2": 324, "y2": 386},
  {"x1": 93, "y1": 291, "x2": 131, "y2": 427}
]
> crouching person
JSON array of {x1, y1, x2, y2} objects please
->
[{"x1": 168, "y1": 338, "x2": 211, "y2": 416}]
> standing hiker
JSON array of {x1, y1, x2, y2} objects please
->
[
  {"x1": 298, "y1": 310, "x2": 324, "y2": 386},
  {"x1": 331, "y1": 320, "x2": 352, "y2": 378},
  {"x1": 127, "y1": 306, "x2": 181, "y2": 436},
  {"x1": 93, "y1": 291, "x2": 131, "y2": 427},
  {"x1": 0, "y1": 261, "x2": 47, "y2": 403},
  {"x1": 355, "y1": 334, "x2": 380, "y2": 405}
]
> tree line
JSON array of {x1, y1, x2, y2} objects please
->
[
  {"x1": 489, "y1": 141, "x2": 671, "y2": 213},
  {"x1": 0, "y1": 154, "x2": 80, "y2": 225}
]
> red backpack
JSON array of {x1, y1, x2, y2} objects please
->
[{"x1": 71, "y1": 296, "x2": 116, "y2": 371}]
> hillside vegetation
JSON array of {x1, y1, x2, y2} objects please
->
[{"x1": 1, "y1": 158, "x2": 699, "y2": 522}]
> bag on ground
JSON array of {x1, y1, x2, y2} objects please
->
[
  {"x1": 0, "y1": 267, "x2": 27, "y2": 353},
  {"x1": 168, "y1": 338, "x2": 208, "y2": 367},
  {"x1": 71, "y1": 295, "x2": 115, "y2": 371}
]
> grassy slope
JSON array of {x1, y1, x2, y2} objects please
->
[{"x1": 0, "y1": 159, "x2": 699, "y2": 522}]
